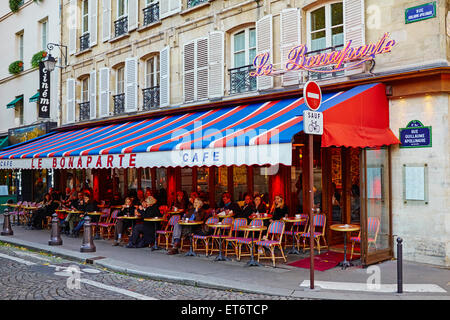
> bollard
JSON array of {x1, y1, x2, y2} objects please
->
[
  {"x1": 1, "y1": 209, "x2": 13, "y2": 236},
  {"x1": 397, "y1": 237, "x2": 403, "y2": 294},
  {"x1": 48, "y1": 213, "x2": 63, "y2": 246},
  {"x1": 80, "y1": 216, "x2": 96, "y2": 253}
]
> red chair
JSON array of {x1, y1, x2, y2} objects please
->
[
  {"x1": 192, "y1": 217, "x2": 219, "y2": 256},
  {"x1": 97, "y1": 209, "x2": 119, "y2": 239},
  {"x1": 297, "y1": 214, "x2": 327, "y2": 254},
  {"x1": 224, "y1": 218, "x2": 248, "y2": 257},
  {"x1": 256, "y1": 221, "x2": 286, "y2": 267},
  {"x1": 209, "y1": 217, "x2": 234, "y2": 256},
  {"x1": 350, "y1": 217, "x2": 379, "y2": 259},
  {"x1": 236, "y1": 219, "x2": 264, "y2": 261}
]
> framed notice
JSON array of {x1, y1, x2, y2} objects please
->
[
  {"x1": 367, "y1": 166, "x2": 383, "y2": 200},
  {"x1": 402, "y1": 164, "x2": 428, "y2": 204}
]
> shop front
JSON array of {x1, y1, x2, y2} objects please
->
[{"x1": 0, "y1": 82, "x2": 399, "y2": 266}]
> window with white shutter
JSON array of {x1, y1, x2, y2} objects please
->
[
  {"x1": 102, "y1": 0, "x2": 111, "y2": 42},
  {"x1": 89, "y1": 70, "x2": 97, "y2": 119},
  {"x1": 256, "y1": 15, "x2": 273, "y2": 91},
  {"x1": 208, "y1": 31, "x2": 224, "y2": 99},
  {"x1": 99, "y1": 68, "x2": 110, "y2": 117},
  {"x1": 66, "y1": 78, "x2": 76, "y2": 123},
  {"x1": 159, "y1": 46, "x2": 170, "y2": 107},
  {"x1": 68, "y1": 0, "x2": 78, "y2": 55},
  {"x1": 89, "y1": 0, "x2": 98, "y2": 46},
  {"x1": 281, "y1": 8, "x2": 301, "y2": 86},
  {"x1": 128, "y1": 0, "x2": 138, "y2": 31},
  {"x1": 343, "y1": 0, "x2": 365, "y2": 75},
  {"x1": 183, "y1": 38, "x2": 209, "y2": 103},
  {"x1": 160, "y1": 0, "x2": 180, "y2": 19},
  {"x1": 124, "y1": 57, "x2": 138, "y2": 112},
  {"x1": 183, "y1": 41, "x2": 195, "y2": 103},
  {"x1": 196, "y1": 38, "x2": 209, "y2": 100}
]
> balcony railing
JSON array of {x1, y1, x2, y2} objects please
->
[
  {"x1": 143, "y1": 3, "x2": 159, "y2": 26},
  {"x1": 187, "y1": 0, "x2": 208, "y2": 9},
  {"x1": 79, "y1": 101, "x2": 90, "y2": 121},
  {"x1": 114, "y1": 16, "x2": 128, "y2": 38},
  {"x1": 305, "y1": 44, "x2": 344, "y2": 81},
  {"x1": 142, "y1": 86, "x2": 160, "y2": 111},
  {"x1": 229, "y1": 65, "x2": 257, "y2": 95},
  {"x1": 113, "y1": 93, "x2": 125, "y2": 115},
  {"x1": 80, "y1": 33, "x2": 90, "y2": 51}
]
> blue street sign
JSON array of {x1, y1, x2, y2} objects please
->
[
  {"x1": 405, "y1": 2, "x2": 436, "y2": 24},
  {"x1": 399, "y1": 120, "x2": 432, "y2": 148}
]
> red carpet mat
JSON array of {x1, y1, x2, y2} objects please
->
[{"x1": 288, "y1": 251, "x2": 357, "y2": 271}]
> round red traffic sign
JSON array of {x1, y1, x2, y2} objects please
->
[{"x1": 303, "y1": 81, "x2": 322, "y2": 111}]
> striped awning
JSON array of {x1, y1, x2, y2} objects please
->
[{"x1": 0, "y1": 83, "x2": 399, "y2": 169}]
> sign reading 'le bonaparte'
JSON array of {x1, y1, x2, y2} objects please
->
[{"x1": 39, "y1": 61, "x2": 50, "y2": 118}]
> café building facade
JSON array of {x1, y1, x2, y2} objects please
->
[{"x1": 1, "y1": 0, "x2": 449, "y2": 267}]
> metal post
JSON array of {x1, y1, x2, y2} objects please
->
[
  {"x1": 48, "y1": 213, "x2": 63, "y2": 246},
  {"x1": 1, "y1": 209, "x2": 13, "y2": 236},
  {"x1": 80, "y1": 216, "x2": 96, "y2": 253},
  {"x1": 397, "y1": 237, "x2": 403, "y2": 294},
  {"x1": 308, "y1": 134, "x2": 315, "y2": 289}
]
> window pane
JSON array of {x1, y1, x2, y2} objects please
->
[
  {"x1": 181, "y1": 168, "x2": 192, "y2": 195},
  {"x1": 233, "y1": 166, "x2": 247, "y2": 202},
  {"x1": 310, "y1": 7, "x2": 325, "y2": 31},
  {"x1": 331, "y1": 2, "x2": 343, "y2": 26},
  {"x1": 332, "y1": 26, "x2": 344, "y2": 47},
  {"x1": 248, "y1": 48, "x2": 256, "y2": 65},
  {"x1": 234, "y1": 51, "x2": 246, "y2": 68},
  {"x1": 249, "y1": 28, "x2": 256, "y2": 48},
  {"x1": 215, "y1": 167, "x2": 228, "y2": 207},
  {"x1": 142, "y1": 168, "x2": 152, "y2": 190},
  {"x1": 253, "y1": 166, "x2": 269, "y2": 205},
  {"x1": 42, "y1": 21, "x2": 47, "y2": 50},
  {"x1": 117, "y1": 68, "x2": 124, "y2": 93},
  {"x1": 146, "y1": 59, "x2": 154, "y2": 87},
  {"x1": 197, "y1": 167, "x2": 209, "y2": 201},
  {"x1": 234, "y1": 31, "x2": 245, "y2": 52},
  {"x1": 311, "y1": 30, "x2": 326, "y2": 51}
]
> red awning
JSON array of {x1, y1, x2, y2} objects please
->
[{"x1": 321, "y1": 83, "x2": 400, "y2": 148}]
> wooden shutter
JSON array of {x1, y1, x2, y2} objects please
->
[
  {"x1": 159, "y1": 46, "x2": 170, "y2": 107},
  {"x1": 196, "y1": 38, "x2": 209, "y2": 100},
  {"x1": 89, "y1": 0, "x2": 98, "y2": 46},
  {"x1": 160, "y1": 0, "x2": 169, "y2": 19},
  {"x1": 66, "y1": 78, "x2": 75, "y2": 123},
  {"x1": 124, "y1": 57, "x2": 138, "y2": 112},
  {"x1": 281, "y1": 8, "x2": 301, "y2": 86},
  {"x1": 68, "y1": 0, "x2": 78, "y2": 55},
  {"x1": 208, "y1": 31, "x2": 224, "y2": 99},
  {"x1": 183, "y1": 41, "x2": 195, "y2": 103},
  {"x1": 344, "y1": 0, "x2": 365, "y2": 75},
  {"x1": 256, "y1": 15, "x2": 273, "y2": 90},
  {"x1": 170, "y1": 0, "x2": 181, "y2": 14},
  {"x1": 128, "y1": 0, "x2": 138, "y2": 31},
  {"x1": 99, "y1": 67, "x2": 110, "y2": 117},
  {"x1": 89, "y1": 70, "x2": 97, "y2": 119},
  {"x1": 102, "y1": 0, "x2": 111, "y2": 42}
]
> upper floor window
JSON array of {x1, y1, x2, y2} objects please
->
[
  {"x1": 187, "y1": 0, "x2": 208, "y2": 9},
  {"x1": 145, "y1": 56, "x2": 160, "y2": 88},
  {"x1": 18, "y1": 32, "x2": 24, "y2": 62},
  {"x1": 143, "y1": 0, "x2": 159, "y2": 26},
  {"x1": 41, "y1": 19, "x2": 48, "y2": 51},
  {"x1": 232, "y1": 27, "x2": 256, "y2": 68},
  {"x1": 116, "y1": 66, "x2": 125, "y2": 94},
  {"x1": 79, "y1": 76, "x2": 91, "y2": 121},
  {"x1": 81, "y1": 0, "x2": 89, "y2": 34},
  {"x1": 308, "y1": 2, "x2": 343, "y2": 52},
  {"x1": 117, "y1": 0, "x2": 128, "y2": 18},
  {"x1": 81, "y1": 77, "x2": 90, "y2": 102},
  {"x1": 115, "y1": 0, "x2": 129, "y2": 37}
]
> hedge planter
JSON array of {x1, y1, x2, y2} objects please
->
[
  {"x1": 9, "y1": 0, "x2": 23, "y2": 12},
  {"x1": 9, "y1": 61, "x2": 24, "y2": 75},
  {"x1": 31, "y1": 50, "x2": 47, "y2": 68}
]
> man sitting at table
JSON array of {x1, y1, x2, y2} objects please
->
[
  {"x1": 69, "y1": 192, "x2": 98, "y2": 238},
  {"x1": 218, "y1": 192, "x2": 242, "y2": 217},
  {"x1": 171, "y1": 191, "x2": 188, "y2": 211},
  {"x1": 238, "y1": 194, "x2": 255, "y2": 220},
  {"x1": 30, "y1": 193, "x2": 58, "y2": 230},
  {"x1": 112, "y1": 197, "x2": 136, "y2": 246},
  {"x1": 167, "y1": 197, "x2": 206, "y2": 255},
  {"x1": 126, "y1": 196, "x2": 160, "y2": 248},
  {"x1": 64, "y1": 192, "x2": 84, "y2": 235}
]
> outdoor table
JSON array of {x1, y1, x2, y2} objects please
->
[
  {"x1": 110, "y1": 205, "x2": 123, "y2": 209},
  {"x1": 144, "y1": 217, "x2": 166, "y2": 251},
  {"x1": 214, "y1": 212, "x2": 234, "y2": 219},
  {"x1": 168, "y1": 210, "x2": 184, "y2": 215},
  {"x1": 207, "y1": 222, "x2": 232, "y2": 261},
  {"x1": 282, "y1": 216, "x2": 306, "y2": 255},
  {"x1": 249, "y1": 213, "x2": 272, "y2": 220},
  {"x1": 238, "y1": 225, "x2": 267, "y2": 267},
  {"x1": 330, "y1": 224, "x2": 361, "y2": 269},
  {"x1": 178, "y1": 220, "x2": 203, "y2": 257},
  {"x1": 87, "y1": 211, "x2": 103, "y2": 240},
  {"x1": 117, "y1": 216, "x2": 139, "y2": 230}
]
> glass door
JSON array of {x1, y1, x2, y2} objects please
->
[{"x1": 360, "y1": 147, "x2": 393, "y2": 265}]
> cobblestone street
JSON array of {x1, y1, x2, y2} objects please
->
[{"x1": 0, "y1": 243, "x2": 303, "y2": 300}]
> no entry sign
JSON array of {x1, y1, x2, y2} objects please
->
[{"x1": 303, "y1": 81, "x2": 322, "y2": 111}]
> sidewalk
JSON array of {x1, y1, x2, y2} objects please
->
[{"x1": 0, "y1": 223, "x2": 448, "y2": 300}]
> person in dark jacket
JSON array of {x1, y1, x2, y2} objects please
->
[
  {"x1": 253, "y1": 195, "x2": 267, "y2": 214},
  {"x1": 70, "y1": 193, "x2": 99, "y2": 237},
  {"x1": 31, "y1": 193, "x2": 58, "y2": 230},
  {"x1": 127, "y1": 196, "x2": 160, "y2": 248},
  {"x1": 171, "y1": 191, "x2": 188, "y2": 211},
  {"x1": 270, "y1": 195, "x2": 289, "y2": 221},
  {"x1": 217, "y1": 192, "x2": 242, "y2": 217},
  {"x1": 238, "y1": 194, "x2": 255, "y2": 220},
  {"x1": 112, "y1": 197, "x2": 136, "y2": 246}
]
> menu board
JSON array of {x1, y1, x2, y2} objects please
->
[{"x1": 404, "y1": 165, "x2": 426, "y2": 201}]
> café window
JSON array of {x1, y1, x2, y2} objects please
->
[{"x1": 307, "y1": 2, "x2": 344, "y2": 51}]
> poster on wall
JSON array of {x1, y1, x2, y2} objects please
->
[
  {"x1": 38, "y1": 61, "x2": 50, "y2": 118},
  {"x1": 402, "y1": 164, "x2": 428, "y2": 204}
]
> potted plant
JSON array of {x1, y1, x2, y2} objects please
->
[
  {"x1": 31, "y1": 50, "x2": 47, "y2": 68},
  {"x1": 9, "y1": 0, "x2": 23, "y2": 12},
  {"x1": 9, "y1": 61, "x2": 24, "y2": 75}
]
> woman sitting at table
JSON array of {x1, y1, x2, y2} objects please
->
[
  {"x1": 70, "y1": 192, "x2": 99, "y2": 237},
  {"x1": 171, "y1": 191, "x2": 188, "y2": 211},
  {"x1": 253, "y1": 195, "x2": 267, "y2": 214},
  {"x1": 269, "y1": 195, "x2": 289, "y2": 222},
  {"x1": 167, "y1": 197, "x2": 206, "y2": 255},
  {"x1": 30, "y1": 193, "x2": 58, "y2": 230},
  {"x1": 112, "y1": 197, "x2": 136, "y2": 246},
  {"x1": 127, "y1": 196, "x2": 160, "y2": 248}
]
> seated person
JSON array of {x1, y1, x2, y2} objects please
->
[
  {"x1": 133, "y1": 189, "x2": 145, "y2": 207},
  {"x1": 168, "y1": 197, "x2": 206, "y2": 255},
  {"x1": 31, "y1": 193, "x2": 58, "y2": 230},
  {"x1": 64, "y1": 192, "x2": 84, "y2": 235},
  {"x1": 238, "y1": 194, "x2": 255, "y2": 220},
  {"x1": 110, "y1": 193, "x2": 123, "y2": 206},
  {"x1": 70, "y1": 193, "x2": 99, "y2": 237},
  {"x1": 127, "y1": 196, "x2": 160, "y2": 248},
  {"x1": 217, "y1": 192, "x2": 242, "y2": 217},
  {"x1": 171, "y1": 191, "x2": 188, "y2": 211},
  {"x1": 269, "y1": 195, "x2": 289, "y2": 222},
  {"x1": 253, "y1": 195, "x2": 267, "y2": 214},
  {"x1": 112, "y1": 197, "x2": 136, "y2": 246}
]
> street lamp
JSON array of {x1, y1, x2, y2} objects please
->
[
  {"x1": 44, "y1": 43, "x2": 68, "y2": 72},
  {"x1": 43, "y1": 54, "x2": 57, "y2": 72}
]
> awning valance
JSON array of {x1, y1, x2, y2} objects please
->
[
  {"x1": 6, "y1": 96, "x2": 23, "y2": 109},
  {"x1": 0, "y1": 83, "x2": 399, "y2": 169},
  {"x1": 29, "y1": 92, "x2": 40, "y2": 103}
]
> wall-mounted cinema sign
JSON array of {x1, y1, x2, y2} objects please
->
[{"x1": 251, "y1": 32, "x2": 396, "y2": 76}]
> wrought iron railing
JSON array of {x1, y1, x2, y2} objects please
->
[
  {"x1": 228, "y1": 65, "x2": 257, "y2": 95},
  {"x1": 187, "y1": 0, "x2": 208, "y2": 9},
  {"x1": 305, "y1": 44, "x2": 344, "y2": 81},
  {"x1": 143, "y1": 3, "x2": 159, "y2": 26},
  {"x1": 80, "y1": 33, "x2": 90, "y2": 51},
  {"x1": 142, "y1": 86, "x2": 160, "y2": 110},
  {"x1": 113, "y1": 93, "x2": 125, "y2": 115},
  {"x1": 114, "y1": 16, "x2": 128, "y2": 38},
  {"x1": 79, "y1": 101, "x2": 90, "y2": 121}
]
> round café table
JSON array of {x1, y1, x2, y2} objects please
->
[
  {"x1": 249, "y1": 213, "x2": 273, "y2": 221},
  {"x1": 144, "y1": 217, "x2": 166, "y2": 251},
  {"x1": 117, "y1": 215, "x2": 139, "y2": 230},
  {"x1": 282, "y1": 216, "x2": 306, "y2": 255},
  {"x1": 214, "y1": 212, "x2": 234, "y2": 219},
  {"x1": 177, "y1": 220, "x2": 203, "y2": 257},
  {"x1": 238, "y1": 225, "x2": 267, "y2": 267},
  {"x1": 207, "y1": 222, "x2": 232, "y2": 261},
  {"x1": 330, "y1": 224, "x2": 361, "y2": 269},
  {"x1": 167, "y1": 210, "x2": 184, "y2": 216},
  {"x1": 87, "y1": 211, "x2": 103, "y2": 239}
]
